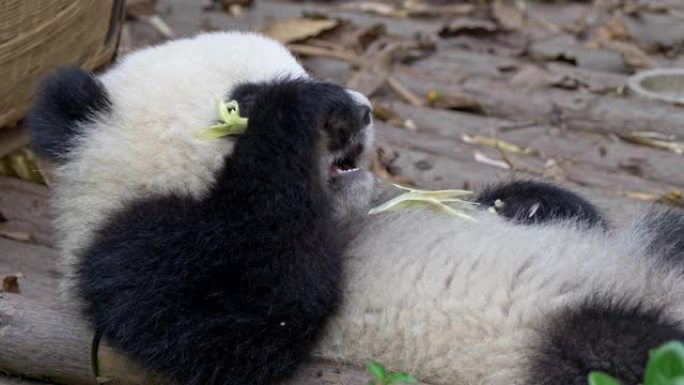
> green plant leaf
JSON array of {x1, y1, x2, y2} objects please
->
[
  {"x1": 644, "y1": 341, "x2": 684, "y2": 385},
  {"x1": 216, "y1": 97, "x2": 232, "y2": 122},
  {"x1": 588, "y1": 371, "x2": 622, "y2": 385},
  {"x1": 368, "y1": 362, "x2": 388, "y2": 382},
  {"x1": 387, "y1": 372, "x2": 418, "y2": 384},
  {"x1": 197, "y1": 99, "x2": 248, "y2": 140}
]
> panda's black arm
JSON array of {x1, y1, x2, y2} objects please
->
[
  {"x1": 77, "y1": 79, "x2": 355, "y2": 385},
  {"x1": 476, "y1": 180, "x2": 607, "y2": 228},
  {"x1": 209, "y1": 79, "x2": 330, "y2": 211},
  {"x1": 204, "y1": 79, "x2": 351, "y2": 259}
]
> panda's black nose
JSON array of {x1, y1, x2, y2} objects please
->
[{"x1": 359, "y1": 105, "x2": 372, "y2": 126}]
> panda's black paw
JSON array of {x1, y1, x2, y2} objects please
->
[{"x1": 476, "y1": 180, "x2": 606, "y2": 228}]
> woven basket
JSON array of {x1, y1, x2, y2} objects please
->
[{"x1": 0, "y1": 0, "x2": 125, "y2": 129}]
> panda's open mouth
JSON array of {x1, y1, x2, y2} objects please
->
[{"x1": 328, "y1": 143, "x2": 365, "y2": 180}]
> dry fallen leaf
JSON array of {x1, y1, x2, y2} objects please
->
[
  {"x1": 491, "y1": 0, "x2": 526, "y2": 31},
  {"x1": 617, "y1": 131, "x2": 684, "y2": 154},
  {"x1": 510, "y1": 66, "x2": 586, "y2": 90},
  {"x1": 463, "y1": 134, "x2": 539, "y2": 155},
  {"x1": 439, "y1": 18, "x2": 498, "y2": 37},
  {"x1": 0, "y1": 226, "x2": 32, "y2": 242},
  {"x1": 402, "y1": 2, "x2": 474, "y2": 18},
  {"x1": 473, "y1": 151, "x2": 512, "y2": 170},
  {"x1": 426, "y1": 90, "x2": 484, "y2": 113},
  {"x1": 337, "y1": 2, "x2": 474, "y2": 18},
  {"x1": 621, "y1": 189, "x2": 684, "y2": 208},
  {"x1": 592, "y1": 14, "x2": 655, "y2": 71},
  {"x1": 387, "y1": 76, "x2": 424, "y2": 107},
  {"x1": 371, "y1": 148, "x2": 416, "y2": 186},
  {"x1": 372, "y1": 103, "x2": 417, "y2": 130},
  {"x1": 146, "y1": 15, "x2": 174, "y2": 39},
  {"x1": 287, "y1": 44, "x2": 361, "y2": 66},
  {"x1": 2, "y1": 275, "x2": 21, "y2": 294},
  {"x1": 595, "y1": 13, "x2": 631, "y2": 42},
  {"x1": 599, "y1": 39, "x2": 655, "y2": 71},
  {"x1": 262, "y1": 18, "x2": 340, "y2": 44},
  {"x1": 0, "y1": 147, "x2": 46, "y2": 184},
  {"x1": 330, "y1": 22, "x2": 385, "y2": 53},
  {"x1": 659, "y1": 190, "x2": 684, "y2": 207},
  {"x1": 204, "y1": 0, "x2": 254, "y2": 14},
  {"x1": 337, "y1": 2, "x2": 401, "y2": 17},
  {"x1": 346, "y1": 41, "x2": 406, "y2": 97}
]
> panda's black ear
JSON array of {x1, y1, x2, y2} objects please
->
[
  {"x1": 229, "y1": 82, "x2": 265, "y2": 118},
  {"x1": 26, "y1": 66, "x2": 111, "y2": 163}
]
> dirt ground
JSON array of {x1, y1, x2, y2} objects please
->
[{"x1": 2, "y1": 0, "x2": 684, "y2": 383}]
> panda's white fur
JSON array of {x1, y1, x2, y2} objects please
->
[{"x1": 31, "y1": 31, "x2": 684, "y2": 385}]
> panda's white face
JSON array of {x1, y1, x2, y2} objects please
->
[{"x1": 46, "y1": 31, "x2": 375, "y2": 295}]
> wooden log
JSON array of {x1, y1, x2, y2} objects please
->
[
  {"x1": 0, "y1": 177, "x2": 54, "y2": 248},
  {"x1": 0, "y1": 295, "x2": 423, "y2": 385},
  {"x1": 0, "y1": 239, "x2": 60, "y2": 303},
  {"x1": 0, "y1": 295, "x2": 94, "y2": 385}
]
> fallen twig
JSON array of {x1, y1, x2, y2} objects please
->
[
  {"x1": 387, "y1": 76, "x2": 424, "y2": 107},
  {"x1": 287, "y1": 44, "x2": 362, "y2": 66}
]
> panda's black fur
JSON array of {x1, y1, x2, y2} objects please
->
[{"x1": 530, "y1": 298, "x2": 684, "y2": 385}]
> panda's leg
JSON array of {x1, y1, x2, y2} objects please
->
[
  {"x1": 475, "y1": 180, "x2": 606, "y2": 228},
  {"x1": 527, "y1": 298, "x2": 684, "y2": 385},
  {"x1": 27, "y1": 67, "x2": 111, "y2": 162},
  {"x1": 639, "y1": 207, "x2": 684, "y2": 265}
]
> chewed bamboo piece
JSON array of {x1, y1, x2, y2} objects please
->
[
  {"x1": 196, "y1": 98, "x2": 249, "y2": 140},
  {"x1": 369, "y1": 184, "x2": 479, "y2": 221},
  {"x1": 462, "y1": 134, "x2": 539, "y2": 155}
]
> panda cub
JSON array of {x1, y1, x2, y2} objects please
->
[
  {"x1": 29, "y1": 32, "x2": 374, "y2": 385},
  {"x1": 321, "y1": 181, "x2": 684, "y2": 385},
  {"x1": 29, "y1": 32, "x2": 684, "y2": 385}
]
